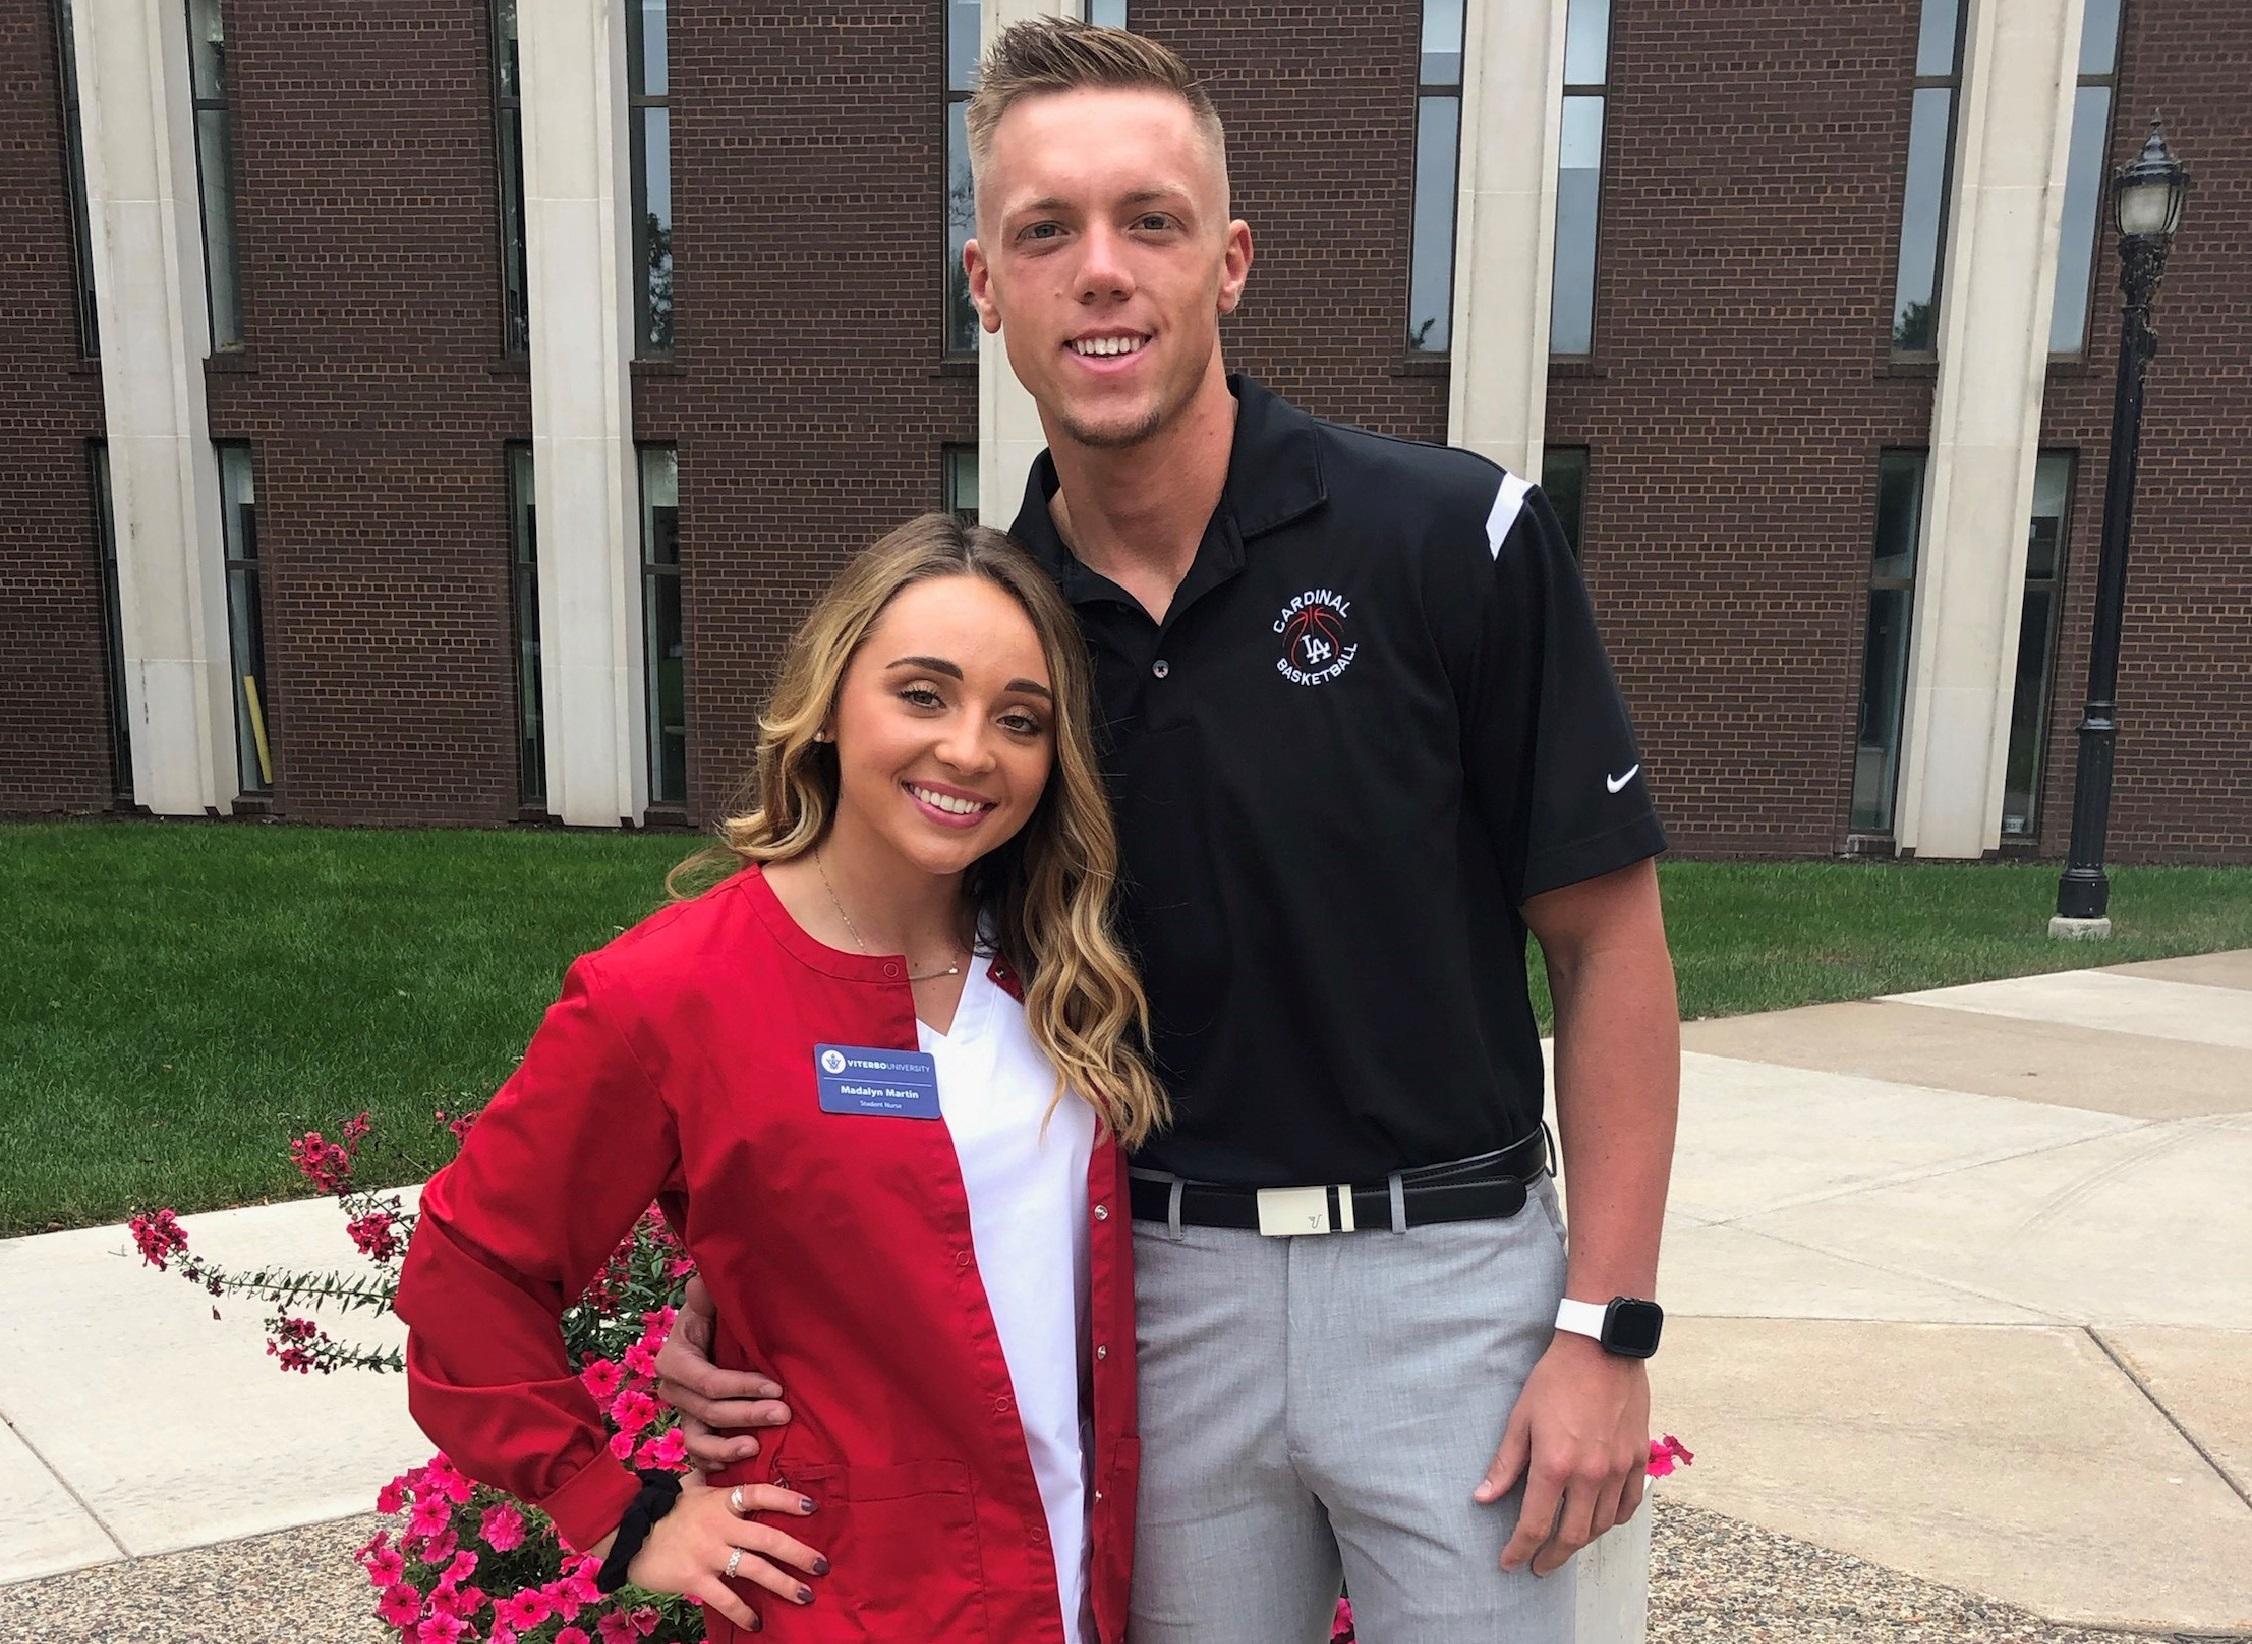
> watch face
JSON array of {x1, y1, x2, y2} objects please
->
[{"x1": 1606, "y1": 1299, "x2": 1664, "y2": 1358}]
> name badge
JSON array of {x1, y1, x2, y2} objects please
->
[{"x1": 814, "y1": 1044, "x2": 941, "y2": 1120}]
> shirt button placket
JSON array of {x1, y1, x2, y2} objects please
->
[{"x1": 1151, "y1": 659, "x2": 1170, "y2": 680}]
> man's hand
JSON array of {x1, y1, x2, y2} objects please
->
[
  {"x1": 654, "y1": 1275, "x2": 793, "y2": 1472},
  {"x1": 1474, "y1": 1333, "x2": 1650, "y2": 1576}
]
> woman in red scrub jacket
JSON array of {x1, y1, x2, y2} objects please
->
[{"x1": 395, "y1": 514, "x2": 1167, "y2": 1643}]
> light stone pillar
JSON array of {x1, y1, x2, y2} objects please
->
[
  {"x1": 1893, "y1": 0, "x2": 2086, "y2": 859},
  {"x1": 73, "y1": 0, "x2": 237, "y2": 814},
  {"x1": 977, "y1": 0, "x2": 1082, "y2": 528},
  {"x1": 1446, "y1": 0, "x2": 1570, "y2": 476},
  {"x1": 520, "y1": 0, "x2": 647, "y2": 826}
]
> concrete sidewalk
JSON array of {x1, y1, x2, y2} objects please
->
[{"x1": 3, "y1": 950, "x2": 2247, "y2": 1634}]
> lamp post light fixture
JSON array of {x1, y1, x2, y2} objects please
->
[{"x1": 2051, "y1": 118, "x2": 2191, "y2": 941}]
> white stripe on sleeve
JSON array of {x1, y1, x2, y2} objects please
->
[{"x1": 1485, "y1": 472, "x2": 1532, "y2": 559}]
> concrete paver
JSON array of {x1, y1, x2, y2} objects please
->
[
  {"x1": 2103, "y1": 948, "x2": 2252, "y2": 991},
  {"x1": 1661, "y1": 1222, "x2": 2054, "y2": 1325},
  {"x1": 0, "y1": 1417, "x2": 118, "y2": 1586},
  {"x1": 2097, "y1": 1325, "x2": 2252, "y2": 1500},
  {"x1": 1884, "y1": 970, "x2": 2252, "y2": 1051},
  {"x1": 1652, "y1": 1317, "x2": 2252, "y2": 1634}
]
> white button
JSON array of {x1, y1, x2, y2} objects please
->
[
  {"x1": 1093, "y1": 1203, "x2": 1109, "y2": 1221},
  {"x1": 1096, "y1": 1345, "x2": 1108, "y2": 1360},
  {"x1": 1095, "y1": 1489, "x2": 1104, "y2": 1503},
  {"x1": 1152, "y1": 660, "x2": 1170, "y2": 679}
]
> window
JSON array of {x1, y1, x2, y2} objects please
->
[
  {"x1": 217, "y1": 443, "x2": 270, "y2": 793},
  {"x1": 186, "y1": 0, "x2": 243, "y2": 349},
  {"x1": 627, "y1": 0, "x2": 673, "y2": 355},
  {"x1": 1406, "y1": 1, "x2": 1464, "y2": 354},
  {"x1": 1088, "y1": 0, "x2": 1129, "y2": 25},
  {"x1": 945, "y1": 0, "x2": 980, "y2": 355},
  {"x1": 55, "y1": 0, "x2": 98, "y2": 356},
  {"x1": 2003, "y1": 454, "x2": 2075, "y2": 836},
  {"x1": 639, "y1": 446, "x2": 684, "y2": 805},
  {"x1": 1541, "y1": 446, "x2": 1590, "y2": 560},
  {"x1": 1850, "y1": 452, "x2": 1926, "y2": 833},
  {"x1": 90, "y1": 444, "x2": 129, "y2": 792},
  {"x1": 2049, "y1": 0, "x2": 2123, "y2": 355},
  {"x1": 1551, "y1": 0, "x2": 1610, "y2": 356},
  {"x1": 507, "y1": 445, "x2": 545, "y2": 806},
  {"x1": 943, "y1": 444, "x2": 979, "y2": 523},
  {"x1": 491, "y1": 0, "x2": 530, "y2": 357},
  {"x1": 1889, "y1": 0, "x2": 1966, "y2": 355}
]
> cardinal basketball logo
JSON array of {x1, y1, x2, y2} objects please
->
[{"x1": 1274, "y1": 590, "x2": 1358, "y2": 686}]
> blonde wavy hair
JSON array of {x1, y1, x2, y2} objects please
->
[{"x1": 670, "y1": 513, "x2": 1168, "y2": 1148}]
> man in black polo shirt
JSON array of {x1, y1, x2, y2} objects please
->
[{"x1": 660, "y1": 20, "x2": 1679, "y2": 1641}]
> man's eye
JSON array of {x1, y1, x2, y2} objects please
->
[
  {"x1": 1136, "y1": 215, "x2": 1172, "y2": 232},
  {"x1": 1022, "y1": 222, "x2": 1062, "y2": 242}
]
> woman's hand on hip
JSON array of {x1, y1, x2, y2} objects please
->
[
  {"x1": 629, "y1": 1475, "x2": 828, "y2": 1631},
  {"x1": 655, "y1": 1274, "x2": 794, "y2": 1471}
]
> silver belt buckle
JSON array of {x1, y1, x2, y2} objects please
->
[{"x1": 1256, "y1": 1185, "x2": 1356, "y2": 1236}]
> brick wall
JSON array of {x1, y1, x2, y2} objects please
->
[
  {"x1": 2033, "y1": 0, "x2": 2252, "y2": 863},
  {"x1": 200, "y1": 0, "x2": 530, "y2": 826},
  {"x1": 0, "y1": 1, "x2": 112, "y2": 815}
]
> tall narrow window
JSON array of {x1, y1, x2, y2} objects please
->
[
  {"x1": 1551, "y1": 0, "x2": 1610, "y2": 356},
  {"x1": 90, "y1": 444, "x2": 130, "y2": 792},
  {"x1": 1541, "y1": 446, "x2": 1590, "y2": 560},
  {"x1": 492, "y1": 0, "x2": 530, "y2": 357},
  {"x1": 945, "y1": 0, "x2": 980, "y2": 355},
  {"x1": 2049, "y1": 0, "x2": 2123, "y2": 355},
  {"x1": 1407, "y1": 0, "x2": 1464, "y2": 354},
  {"x1": 2003, "y1": 454, "x2": 2075, "y2": 836},
  {"x1": 627, "y1": 0, "x2": 673, "y2": 355},
  {"x1": 1087, "y1": 0, "x2": 1128, "y2": 25},
  {"x1": 1850, "y1": 452, "x2": 1927, "y2": 833},
  {"x1": 507, "y1": 445, "x2": 545, "y2": 807},
  {"x1": 55, "y1": 0, "x2": 99, "y2": 356},
  {"x1": 186, "y1": 0, "x2": 243, "y2": 349},
  {"x1": 1889, "y1": 0, "x2": 1965, "y2": 355},
  {"x1": 640, "y1": 446, "x2": 684, "y2": 805},
  {"x1": 217, "y1": 443, "x2": 270, "y2": 793},
  {"x1": 943, "y1": 444, "x2": 979, "y2": 523}
]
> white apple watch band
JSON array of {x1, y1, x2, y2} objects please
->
[{"x1": 1554, "y1": 1297, "x2": 1610, "y2": 1341}]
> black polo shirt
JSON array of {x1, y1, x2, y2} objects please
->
[{"x1": 1011, "y1": 375, "x2": 1665, "y2": 1186}]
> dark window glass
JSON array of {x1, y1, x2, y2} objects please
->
[
  {"x1": 492, "y1": 0, "x2": 529, "y2": 356},
  {"x1": 91, "y1": 444, "x2": 130, "y2": 792},
  {"x1": 186, "y1": 0, "x2": 242, "y2": 349},
  {"x1": 943, "y1": 444, "x2": 978, "y2": 523},
  {"x1": 628, "y1": 0, "x2": 673, "y2": 354},
  {"x1": 1551, "y1": 0, "x2": 1609, "y2": 356},
  {"x1": 640, "y1": 446, "x2": 684, "y2": 804},
  {"x1": 507, "y1": 445, "x2": 545, "y2": 806},
  {"x1": 1407, "y1": 2, "x2": 1463, "y2": 354},
  {"x1": 217, "y1": 442, "x2": 270, "y2": 793},
  {"x1": 1851, "y1": 452, "x2": 1926, "y2": 833},
  {"x1": 1541, "y1": 446, "x2": 1590, "y2": 560},
  {"x1": 2050, "y1": 0, "x2": 2125, "y2": 355},
  {"x1": 55, "y1": 0, "x2": 99, "y2": 356},
  {"x1": 1890, "y1": 1, "x2": 1966, "y2": 355},
  {"x1": 2003, "y1": 454, "x2": 2074, "y2": 836},
  {"x1": 944, "y1": 1, "x2": 980, "y2": 356}
]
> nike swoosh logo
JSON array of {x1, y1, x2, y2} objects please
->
[{"x1": 1606, "y1": 765, "x2": 1640, "y2": 794}]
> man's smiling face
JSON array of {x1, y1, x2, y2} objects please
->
[{"x1": 966, "y1": 86, "x2": 1252, "y2": 452}]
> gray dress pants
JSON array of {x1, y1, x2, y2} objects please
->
[{"x1": 1128, "y1": 1176, "x2": 1575, "y2": 1643}]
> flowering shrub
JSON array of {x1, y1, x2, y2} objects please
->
[{"x1": 131, "y1": 1109, "x2": 709, "y2": 1642}]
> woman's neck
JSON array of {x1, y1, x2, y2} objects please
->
[{"x1": 796, "y1": 811, "x2": 972, "y2": 961}]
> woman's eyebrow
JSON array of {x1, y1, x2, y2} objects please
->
[{"x1": 888, "y1": 657, "x2": 1052, "y2": 701}]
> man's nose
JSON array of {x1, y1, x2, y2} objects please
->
[{"x1": 1077, "y1": 224, "x2": 1136, "y2": 303}]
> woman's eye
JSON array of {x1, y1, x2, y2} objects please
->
[
  {"x1": 1001, "y1": 713, "x2": 1046, "y2": 737},
  {"x1": 900, "y1": 685, "x2": 945, "y2": 708}
]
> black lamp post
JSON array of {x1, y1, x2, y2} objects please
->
[{"x1": 2051, "y1": 118, "x2": 2191, "y2": 938}]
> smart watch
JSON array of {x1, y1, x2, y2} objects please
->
[{"x1": 1554, "y1": 1296, "x2": 1664, "y2": 1359}]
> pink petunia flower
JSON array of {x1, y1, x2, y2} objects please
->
[
  {"x1": 427, "y1": 1456, "x2": 475, "y2": 1505},
  {"x1": 597, "y1": 1616, "x2": 639, "y2": 1644},
  {"x1": 557, "y1": 1629, "x2": 593, "y2": 1644},
  {"x1": 377, "y1": 1478, "x2": 407, "y2": 1515},
  {"x1": 408, "y1": 1495, "x2": 453, "y2": 1541},
  {"x1": 635, "y1": 1428, "x2": 688, "y2": 1471},
  {"x1": 497, "y1": 1589, "x2": 553, "y2": 1628},
  {"x1": 579, "y1": 1359, "x2": 625, "y2": 1402},
  {"x1": 622, "y1": 1341, "x2": 660, "y2": 1378},
  {"x1": 366, "y1": 1547, "x2": 405, "y2": 1587},
  {"x1": 608, "y1": 1429, "x2": 636, "y2": 1461},
  {"x1": 479, "y1": 1502, "x2": 527, "y2": 1552},
  {"x1": 377, "y1": 1584, "x2": 424, "y2": 1627},
  {"x1": 419, "y1": 1530, "x2": 459, "y2": 1568},
  {"x1": 632, "y1": 1607, "x2": 660, "y2": 1636},
  {"x1": 1646, "y1": 1434, "x2": 1696, "y2": 1478},
  {"x1": 610, "y1": 1389, "x2": 658, "y2": 1435},
  {"x1": 443, "y1": 1550, "x2": 479, "y2": 1586},
  {"x1": 414, "y1": 1614, "x2": 469, "y2": 1644}
]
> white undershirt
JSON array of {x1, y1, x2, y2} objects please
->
[{"x1": 919, "y1": 961, "x2": 1096, "y2": 1644}]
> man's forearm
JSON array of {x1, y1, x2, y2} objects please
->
[{"x1": 1547, "y1": 928, "x2": 1679, "y2": 1302}]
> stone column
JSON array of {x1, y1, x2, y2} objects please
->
[
  {"x1": 519, "y1": 0, "x2": 647, "y2": 826},
  {"x1": 72, "y1": 0, "x2": 236, "y2": 813},
  {"x1": 1893, "y1": 0, "x2": 2086, "y2": 859},
  {"x1": 1446, "y1": 0, "x2": 1570, "y2": 477}
]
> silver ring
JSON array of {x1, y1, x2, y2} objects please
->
[
  {"x1": 729, "y1": 1485, "x2": 745, "y2": 1514},
  {"x1": 725, "y1": 1546, "x2": 744, "y2": 1579}
]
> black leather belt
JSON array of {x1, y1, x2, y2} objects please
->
[{"x1": 1128, "y1": 1130, "x2": 1553, "y2": 1235}]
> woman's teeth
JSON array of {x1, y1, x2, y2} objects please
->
[{"x1": 911, "y1": 784, "x2": 989, "y2": 815}]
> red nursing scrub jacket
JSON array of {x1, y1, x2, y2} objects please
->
[{"x1": 395, "y1": 866, "x2": 1139, "y2": 1643}]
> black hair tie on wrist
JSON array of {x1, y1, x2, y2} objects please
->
[{"x1": 594, "y1": 1469, "x2": 686, "y2": 1595}]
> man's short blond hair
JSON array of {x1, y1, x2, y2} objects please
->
[{"x1": 965, "y1": 19, "x2": 1228, "y2": 205}]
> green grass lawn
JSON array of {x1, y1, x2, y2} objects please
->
[{"x1": 4, "y1": 819, "x2": 2247, "y2": 1236}]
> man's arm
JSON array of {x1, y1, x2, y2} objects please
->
[{"x1": 1472, "y1": 856, "x2": 1679, "y2": 1575}]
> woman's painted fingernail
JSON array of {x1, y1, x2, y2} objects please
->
[
  {"x1": 796, "y1": 1585, "x2": 814, "y2": 1605},
  {"x1": 811, "y1": 1557, "x2": 830, "y2": 1576},
  {"x1": 799, "y1": 1496, "x2": 816, "y2": 1514}
]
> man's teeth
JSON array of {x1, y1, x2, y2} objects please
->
[
  {"x1": 1072, "y1": 336, "x2": 1145, "y2": 357},
  {"x1": 911, "y1": 785, "x2": 988, "y2": 815}
]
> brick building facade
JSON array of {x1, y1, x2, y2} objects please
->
[{"x1": 4, "y1": 0, "x2": 2246, "y2": 861}]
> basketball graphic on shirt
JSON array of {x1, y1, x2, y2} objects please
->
[{"x1": 1274, "y1": 590, "x2": 1359, "y2": 686}]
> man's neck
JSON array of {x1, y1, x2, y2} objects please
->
[{"x1": 1046, "y1": 367, "x2": 1237, "y2": 625}]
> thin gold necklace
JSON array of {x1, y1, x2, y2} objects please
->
[{"x1": 814, "y1": 848, "x2": 966, "y2": 983}]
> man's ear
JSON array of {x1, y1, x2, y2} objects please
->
[
  {"x1": 966, "y1": 238, "x2": 1003, "y2": 335},
  {"x1": 1216, "y1": 219, "x2": 1254, "y2": 317}
]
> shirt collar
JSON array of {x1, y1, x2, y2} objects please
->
[{"x1": 1009, "y1": 374, "x2": 1329, "y2": 603}]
